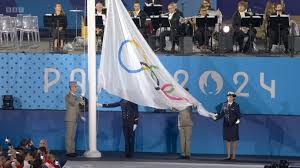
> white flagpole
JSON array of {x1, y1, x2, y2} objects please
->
[{"x1": 84, "y1": 0, "x2": 101, "y2": 158}]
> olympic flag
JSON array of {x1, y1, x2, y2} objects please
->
[{"x1": 99, "y1": 0, "x2": 214, "y2": 117}]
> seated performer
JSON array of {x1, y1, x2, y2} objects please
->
[
  {"x1": 52, "y1": 3, "x2": 67, "y2": 50},
  {"x1": 130, "y1": 2, "x2": 148, "y2": 37},
  {"x1": 269, "y1": 3, "x2": 289, "y2": 52},
  {"x1": 232, "y1": 1, "x2": 257, "y2": 53},
  {"x1": 158, "y1": 3, "x2": 181, "y2": 53},
  {"x1": 95, "y1": 2, "x2": 106, "y2": 39},
  {"x1": 173, "y1": 2, "x2": 184, "y2": 17},
  {"x1": 263, "y1": 0, "x2": 285, "y2": 38},
  {"x1": 194, "y1": 5, "x2": 212, "y2": 51},
  {"x1": 145, "y1": 0, "x2": 162, "y2": 6},
  {"x1": 99, "y1": 99, "x2": 139, "y2": 158}
]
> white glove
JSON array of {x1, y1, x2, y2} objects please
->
[
  {"x1": 209, "y1": 113, "x2": 217, "y2": 120},
  {"x1": 235, "y1": 119, "x2": 240, "y2": 124},
  {"x1": 97, "y1": 103, "x2": 103, "y2": 107},
  {"x1": 133, "y1": 124, "x2": 137, "y2": 131},
  {"x1": 81, "y1": 116, "x2": 86, "y2": 122}
]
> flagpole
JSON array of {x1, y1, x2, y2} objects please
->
[{"x1": 84, "y1": 0, "x2": 101, "y2": 158}]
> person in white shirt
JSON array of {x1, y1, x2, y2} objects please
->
[
  {"x1": 95, "y1": 2, "x2": 106, "y2": 36},
  {"x1": 158, "y1": 3, "x2": 181, "y2": 52}
]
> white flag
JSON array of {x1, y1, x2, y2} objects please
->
[{"x1": 99, "y1": 0, "x2": 213, "y2": 117}]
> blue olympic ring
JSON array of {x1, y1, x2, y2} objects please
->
[{"x1": 118, "y1": 40, "x2": 143, "y2": 73}]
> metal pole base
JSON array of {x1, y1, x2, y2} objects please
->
[{"x1": 83, "y1": 150, "x2": 102, "y2": 158}]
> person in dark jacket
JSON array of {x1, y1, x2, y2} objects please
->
[
  {"x1": 214, "y1": 92, "x2": 241, "y2": 160},
  {"x1": 52, "y1": 3, "x2": 67, "y2": 50},
  {"x1": 99, "y1": 99, "x2": 139, "y2": 158},
  {"x1": 158, "y1": 2, "x2": 181, "y2": 52},
  {"x1": 269, "y1": 3, "x2": 289, "y2": 52},
  {"x1": 232, "y1": 1, "x2": 256, "y2": 53},
  {"x1": 130, "y1": 2, "x2": 148, "y2": 37}
]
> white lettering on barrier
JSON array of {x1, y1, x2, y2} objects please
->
[
  {"x1": 260, "y1": 72, "x2": 276, "y2": 98},
  {"x1": 44, "y1": 68, "x2": 60, "y2": 93},
  {"x1": 199, "y1": 71, "x2": 223, "y2": 95},
  {"x1": 174, "y1": 70, "x2": 189, "y2": 87},
  {"x1": 43, "y1": 68, "x2": 276, "y2": 99},
  {"x1": 233, "y1": 72, "x2": 249, "y2": 97},
  {"x1": 70, "y1": 68, "x2": 86, "y2": 97}
]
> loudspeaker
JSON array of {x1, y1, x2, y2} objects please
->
[
  {"x1": 179, "y1": 36, "x2": 193, "y2": 54},
  {"x1": 289, "y1": 36, "x2": 300, "y2": 53},
  {"x1": 147, "y1": 35, "x2": 157, "y2": 50},
  {"x1": 2, "y1": 95, "x2": 14, "y2": 110},
  {"x1": 219, "y1": 32, "x2": 233, "y2": 53}
]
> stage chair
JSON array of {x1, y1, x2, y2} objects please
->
[
  {"x1": 19, "y1": 16, "x2": 40, "y2": 47},
  {"x1": 0, "y1": 16, "x2": 18, "y2": 47}
]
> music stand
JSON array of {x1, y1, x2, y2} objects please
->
[
  {"x1": 43, "y1": 15, "x2": 67, "y2": 51},
  {"x1": 196, "y1": 16, "x2": 218, "y2": 51},
  {"x1": 144, "y1": 5, "x2": 162, "y2": 16},
  {"x1": 151, "y1": 16, "x2": 170, "y2": 30},
  {"x1": 69, "y1": 9, "x2": 83, "y2": 37},
  {"x1": 241, "y1": 15, "x2": 263, "y2": 52},
  {"x1": 132, "y1": 17, "x2": 141, "y2": 28},
  {"x1": 269, "y1": 15, "x2": 289, "y2": 52}
]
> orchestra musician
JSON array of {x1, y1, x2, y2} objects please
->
[
  {"x1": 232, "y1": 1, "x2": 257, "y2": 53},
  {"x1": 269, "y1": 2, "x2": 289, "y2": 53},
  {"x1": 263, "y1": 0, "x2": 285, "y2": 39},
  {"x1": 130, "y1": 2, "x2": 148, "y2": 37},
  {"x1": 95, "y1": 2, "x2": 106, "y2": 41},
  {"x1": 158, "y1": 3, "x2": 181, "y2": 53},
  {"x1": 200, "y1": 0, "x2": 222, "y2": 47},
  {"x1": 52, "y1": 3, "x2": 67, "y2": 50},
  {"x1": 194, "y1": 5, "x2": 212, "y2": 51},
  {"x1": 173, "y1": 2, "x2": 183, "y2": 17}
]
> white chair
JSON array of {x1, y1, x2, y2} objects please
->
[
  {"x1": 19, "y1": 16, "x2": 40, "y2": 47},
  {"x1": 0, "y1": 16, "x2": 18, "y2": 47}
]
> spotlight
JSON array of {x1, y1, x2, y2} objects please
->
[
  {"x1": 223, "y1": 26, "x2": 230, "y2": 33},
  {"x1": 2, "y1": 95, "x2": 14, "y2": 110}
]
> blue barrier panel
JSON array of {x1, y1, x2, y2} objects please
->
[
  {"x1": 0, "y1": 53, "x2": 299, "y2": 115},
  {"x1": 0, "y1": 110, "x2": 299, "y2": 156}
]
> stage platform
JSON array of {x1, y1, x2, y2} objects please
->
[
  {"x1": 53, "y1": 151, "x2": 300, "y2": 168},
  {"x1": 0, "y1": 38, "x2": 299, "y2": 57}
]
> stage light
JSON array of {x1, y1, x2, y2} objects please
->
[
  {"x1": 2, "y1": 95, "x2": 14, "y2": 110},
  {"x1": 223, "y1": 26, "x2": 230, "y2": 33}
]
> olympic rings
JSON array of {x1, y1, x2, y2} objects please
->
[
  {"x1": 161, "y1": 84, "x2": 189, "y2": 101},
  {"x1": 118, "y1": 40, "x2": 143, "y2": 73},
  {"x1": 118, "y1": 39, "x2": 188, "y2": 101}
]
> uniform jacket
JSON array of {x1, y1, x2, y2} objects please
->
[
  {"x1": 65, "y1": 92, "x2": 83, "y2": 122},
  {"x1": 103, "y1": 99, "x2": 139, "y2": 125},
  {"x1": 216, "y1": 102, "x2": 241, "y2": 127}
]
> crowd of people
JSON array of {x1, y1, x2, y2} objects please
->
[{"x1": 0, "y1": 138, "x2": 60, "y2": 168}]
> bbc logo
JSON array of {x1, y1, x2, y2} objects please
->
[{"x1": 5, "y1": 7, "x2": 24, "y2": 13}]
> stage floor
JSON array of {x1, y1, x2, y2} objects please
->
[
  {"x1": 63, "y1": 160, "x2": 263, "y2": 168},
  {"x1": 55, "y1": 152, "x2": 300, "y2": 168},
  {"x1": 0, "y1": 38, "x2": 299, "y2": 57}
]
